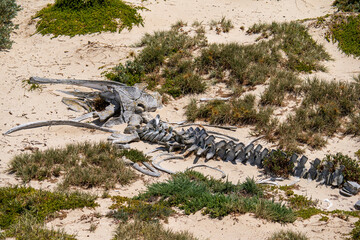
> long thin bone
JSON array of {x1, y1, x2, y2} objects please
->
[
  {"x1": 152, "y1": 153, "x2": 184, "y2": 174},
  {"x1": 29, "y1": 76, "x2": 126, "y2": 91},
  {"x1": 174, "y1": 123, "x2": 237, "y2": 131},
  {"x1": 186, "y1": 165, "x2": 226, "y2": 178},
  {"x1": 206, "y1": 130, "x2": 239, "y2": 142},
  {"x1": 3, "y1": 120, "x2": 116, "y2": 135},
  {"x1": 72, "y1": 112, "x2": 95, "y2": 122},
  {"x1": 132, "y1": 162, "x2": 161, "y2": 177},
  {"x1": 156, "y1": 156, "x2": 184, "y2": 174}
]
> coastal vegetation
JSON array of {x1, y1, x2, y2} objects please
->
[
  {"x1": 8, "y1": 142, "x2": 139, "y2": 189},
  {"x1": 0, "y1": 186, "x2": 97, "y2": 239},
  {"x1": 0, "y1": 0, "x2": 20, "y2": 50},
  {"x1": 33, "y1": 0, "x2": 144, "y2": 37}
]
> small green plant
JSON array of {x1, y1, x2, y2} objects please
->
[
  {"x1": 136, "y1": 171, "x2": 295, "y2": 223},
  {"x1": 112, "y1": 220, "x2": 199, "y2": 240},
  {"x1": 119, "y1": 149, "x2": 150, "y2": 163},
  {"x1": 327, "y1": 14, "x2": 360, "y2": 57},
  {"x1": 288, "y1": 194, "x2": 317, "y2": 210},
  {"x1": 333, "y1": 0, "x2": 360, "y2": 12},
  {"x1": 209, "y1": 17, "x2": 234, "y2": 33},
  {"x1": 295, "y1": 207, "x2": 324, "y2": 219},
  {"x1": 319, "y1": 215, "x2": 329, "y2": 222},
  {"x1": 5, "y1": 213, "x2": 76, "y2": 240},
  {"x1": 0, "y1": 0, "x2": 20, "y2": 50},
  {"x1": 106, "y1": 26, "x2": 207, "y2": 98},
  {"x1": 33, "y1": 0, "x2": 144, "y2": 37},
  {"x1": 260, "y1": 71, "x2": 301, "y2": 106},
  {"x1": 8, "y1": 142, "x2": 138, "y2": 189},
  {"x1": 267, "y1": 230, "x2": 309, "y2": 240},
  {"x1": 350, "y1": 219, "x2": 360, "y2": 239},
  {"x1": 263, "y1": 150, "x2": 295, "y2": 178},
  {"x1": 322, "y1": 153, "x2": 360, "y2": 183},
  {"x1": 107, "y1": 196, "x2": 174, "y2": 222},
  {"x1": 0, "y1": 186, "x2": 97, "y2": 230}
]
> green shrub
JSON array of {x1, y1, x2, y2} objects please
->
[
  {"x1": 113, "y1": 220, "x2": 199, "y2": 240},
  {"x1": 0, "y1": 0, "x2": 20, "y2": 50},
  {"x1": 136, "y1": 171, "x2": 295, "y2": 223},
  {"x1": 263, "y1": 150, "x2": 295, "y2": 178},
  {"x1": 327, "y1": 14, "x2": 360, "y2": 57},
  {"x1": 107, "y1": 196, "x2": 173, "y2": 222},
  {"x1": 209, "y1": 17, "x2": 234, "y2": 33},
  {"x1": 333, "y1": 0, "x2": 360, "y2": 12},
  {"x1": 288, "y1": 194, "x2": 317, "y2": 210},
  {"x1": 5, "y1": 213, "x2": 76, "y2": 240},
  {"x1": 247, "y1": 21, "x2": 331, "y2": 72},
  {"x1": 8, "y1": 142, "x2": 138, "y2": 189},
  {"x1": 267, "y1": 230, "x2": 309, "y2": 240},
  {"x1": 350, "y1": 220, "x2": 360, "y2": 239},
  {"x1": 322, "y1": 153, "x2": 360, "y2": 183},
  {"x1": 260, "y1": 71, "x2": 301, "y2": 106},
  {"x1": 105, "y1": 60, "x2": 145, "y2": 86},
  {"x1": 54, "y1": 0, "x2": 105, "y2": 9},
  {"x1": 119, "y1": 149, "x2": 150, "y2": 163},
  {"x1": 34, "y1": 0, "x2": 144, "y2": 37},
  {"x1": 0, "y1": 186, "x2": 97, "y2": 229}
]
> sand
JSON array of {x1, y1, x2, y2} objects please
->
[{"x1": 1, "y1": 0, "x2": 360, "y2": 239}]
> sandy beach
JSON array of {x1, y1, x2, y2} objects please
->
[{"x1": 1, "y1": 0, "x2": 360, "y2": 239}]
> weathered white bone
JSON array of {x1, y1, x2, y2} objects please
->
[
  {"x1": 4, "y1": 120, "x2": 116, "y2": 135},
  {"x1": 186, "y1": 164, "x2": 226, "y2": 178}
]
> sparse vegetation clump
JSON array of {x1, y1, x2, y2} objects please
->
[
  {"x1": 0, "y1": 186, "x2": 97, "y2": 238},
  {"x1": 333, "y1": 0, "x2": 360, "y2": 12},
  {"x1": 33, "y1": 0, "x2": 144, "y2": 37},
  {"x1": 267, "y1": 230, "x2": 309, "y2": 240},
  {"x1": 5, "y1": 213, "x2": 76, "y2": 240},
  {"x1": 209, "y1": 17, "x2": 234, "y2": 34},
  {"x1": 112, "y1": 221, "x2": 199, "y2": 240},
  {"x1": 262, "y1": 150, "x2": 295, "y2": 178},
  {"x1": 327, "y1": 14, "x2": 360, "y2": 58},
  {"x1": 107, "y1": 196, "x2": 173, "y2": 222},
  {"x1": 0, "y1": 0, "x2": 20, "y2": 50},
  {"x1": 136, "y1": 171, "x2": 295, "y2": 223},
  {"x1": 8, "y1": 142, "x2": 138, "y2": 189},
  {"x1": 321, "y1": 153, "x2": 360, "y2": 183},
  {"x1": 106, "y1": 24, "x2": 207, "y2": 98},
  {"x1": 247, "y1": 21, "x2": 331, "y2": 73},
  {"x1": 185, "y1": 95, "x2": 275, "y2": 134}
]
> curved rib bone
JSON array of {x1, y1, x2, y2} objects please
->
[
  {"x1": 29, "y1": 76, "x2": 126, "y2": 91},
  {"x1": 186, "y1": 165, "x2": 226, "y2": 178},
  {"x1": 4, "y1": 120, "x2": 116, "y2": 135}
]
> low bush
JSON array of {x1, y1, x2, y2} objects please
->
[
  {"x1": 260, "y1": 71, "x2": 301, "y2": 106},
  {"x1": 113, "y1": 220, "x2": 198, "y2": 240},
  {"x1": 8, "y1": 142, "x2": 138, "y2": 189},
  {"x1": 5, "y1": 213, "x2": 76, "y2": 240},
  {"x1": 326, "y1": 14, "x2": 360, "y2": 57},
  {"x1": 288, "y1": 194, "x2": 317, "y2": 210},
  {"x1": 267, "y1": 230, "x2": 309, "y2": 240},
  {"x1": 209, "y1": 17, "x2": 234, "y2": 33},
  {"x1": 136, "y1": 171, "x2": 295, "y2": 222},
  {"x1": 107, "y1": 196, "x2": 173, "y2": 222},
  {"x1": 34, "y1": 0, "x2": 144, "y2": 37},
  {"x1": 262, "y1": 150, "x2": 295, "y2": 178},
  {"x1": 106, "y1": 26, "x2": 207, "y2": 98},
  {"x1": 186, "y1": 95, "x2": 273, "y2": 126},
  {"x1": 322, "y1": 153, "x2": 360, "y2": 183},
  {"x1": 333, "y1": 0, "x2": 360, "y2": 12},
  {"x1": 0, "y1": 186, "x2": 97, "y2": 230},
  {"x1": 0, "y1": 0, "x2": 20, "y2": 50}
]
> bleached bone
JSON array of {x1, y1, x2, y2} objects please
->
[
  {"x1": 186, "y1": 164, "x2": 226, "y2": 178},
  {"x1": 3, "y1": 120, "x2": 116, "y2": 135}
]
